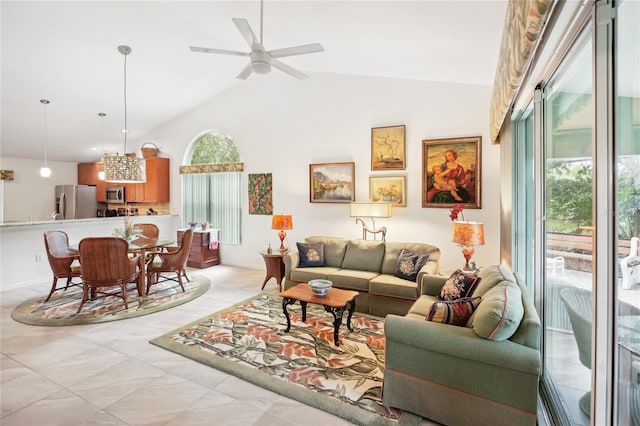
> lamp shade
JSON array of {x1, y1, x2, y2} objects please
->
[
  {"x1": 272, "y1": 215, "x2": 293, "y2": 230},
  {"x1": 452, "y1": 221, "x2": 485, "y2": 246},
  {"x1": 349, "y1": 202, "x2": 392, "y2": 218},
  {"x1": 104, "y1": 154, "x2": 146, "y2": 183}
]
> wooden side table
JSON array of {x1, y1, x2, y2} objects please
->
[{"x1": 260, "y1": 252, "x2": 285, "y2": 291}]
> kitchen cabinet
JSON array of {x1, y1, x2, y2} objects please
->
[
  {"x1": 178, "y1": 229, "x2": 220, "y2": 268},
  {"x1": 96, "y1": 179, "x2": 107, "y2": 202},
  {"x1": 77, "y1": 162, "x2": 102, "y2": 186},
  {"x1": 143, "y1": 157, "x2": 170, "y2": 202},
  {"x1": 124, "y1": 182, "x2": 144, "y2": 202}
]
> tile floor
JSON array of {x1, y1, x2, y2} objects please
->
[{"x1": 1, "y1": 265, "x2": 442, "y2": 426}]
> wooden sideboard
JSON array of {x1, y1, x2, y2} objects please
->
[{"x1": 178, "y1": 229, "x2": 220, "y2": 268}]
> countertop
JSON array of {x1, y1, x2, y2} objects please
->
[{"x1": 0, "y1": 214, "x2": 177, "y2": 228}]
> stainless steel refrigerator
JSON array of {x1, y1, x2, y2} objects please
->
[{"x1": 55, "y1": 185, "x2": 106, "y2": 219}]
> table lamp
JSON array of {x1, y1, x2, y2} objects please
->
[
  {"x1": 272, "y1": 214, "x2": 293, "y2": 253},
  {"x1": 452, "y1": 221, "x2": 485, "y2": 270},
  {"x1": 349, "y1": 202, "x2": 392, "y2": 241}
]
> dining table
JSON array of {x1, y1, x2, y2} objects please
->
[{"x1": 69, "y1": 235, "x2": 175, "y2": 296}]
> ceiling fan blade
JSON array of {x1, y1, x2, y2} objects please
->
[
  {"x1": 232, "y1": 18, "x2": 265, "y2": 52},
  {"x1": 270, "y1": 58, "x2": 308, "y2": 80},
  {"x1": 189, "y1": 46, "x2": 250, "y2": 57},
  {"x1": 236, "y1": 63, "x2": 253, "y2": 80},
  {"x1": 268, "y1": 43, "x2": 324, "y2": 59}
]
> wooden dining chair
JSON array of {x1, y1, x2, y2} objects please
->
[
  {"x1": 136, "y1": 223, "x2": 159, "y2": 238},
  {"x1": 134, "y1": 222, "x2": 162, "y2": 260},
  {"x1": 76, "y1": 237, "x2": 143, "y2": 313},
  {"x1": 146, "y1": 228, "x2": 193, "y2": 294},
  {"x1": 43, "y1": 230, "x2": 82, "y2": 302}
]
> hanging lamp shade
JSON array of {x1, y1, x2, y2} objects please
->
[
  {"x1": 104, "y1": 45, "x2": 146, "y2": 183},
  {"x1": 39, "y1": 99, "x2": 52, "y2": 178},
  {"x1": 104, "y1": 154, "x2": 146, "y2": 182}
]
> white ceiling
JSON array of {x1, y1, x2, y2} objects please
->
[{"x1": 0, "y1": 0, "x2": 507, "y2": 163}]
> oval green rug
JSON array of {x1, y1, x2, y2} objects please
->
[{"x1": 11, "y1": 275, "x2": 210, "y2": 326}]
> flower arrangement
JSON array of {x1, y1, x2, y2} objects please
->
[
  {"x1": 376, "y1": 184, "x2": 399, "y2": 201},
  {"x1": 113, "y1": 216, "x2": 138, "y2": 240},
  {"x1": 449, "y1": 204, "x2": 465, "y2": 221}
]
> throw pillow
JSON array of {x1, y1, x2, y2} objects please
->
[
  {"x1": 297, "y1": 242, "x2": 325, "y2": 267},
  {"x1": 394, "y1": 249, "x2": 429, "y2": 281},
  {"x1": 438, "y1": 269, "x2": 480, "y2": 301},
  {"x1": 469, "y1": 279, "x2": 524, "y2": 341},
  {"x1": 427, "y1": 297, "x2": 482, "y2": 326}
]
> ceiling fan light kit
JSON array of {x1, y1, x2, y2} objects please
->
[{"x1": 189, "y1": 0, "x2": 324, "y2": 80}]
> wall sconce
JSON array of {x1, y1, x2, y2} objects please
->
[
  {"x1": 452, "y1": 221, "x2": 485, "y2": 270},
  {"x1": 349, "y1": 202, "x2": 392, "y2": 241},
  {"x1": 272, "y1": 214, "x2": 293, "y2": 253}
]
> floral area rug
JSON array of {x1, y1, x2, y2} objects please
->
[
  {"x1": 11, "y1": 275, "x2": 209, "y2": 326},
  {"x1": 150, "y1": 293, "x2": 421, "y2": 426}
]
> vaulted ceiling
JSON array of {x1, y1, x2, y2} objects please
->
[{"x1": 0, "y1": 1, "x2": 507, "y2": 163}]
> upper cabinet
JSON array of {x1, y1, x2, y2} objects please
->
[
  {"x1": 77, "y1": 162, "x2": 102, "y2": 186},
  {"x1": 143, "y1": 157, "x2": 170, "y2": 202}
]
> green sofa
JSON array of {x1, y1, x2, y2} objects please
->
[
  {"x1": 382, "y1": 265, "x2": 541, "y2": 426},
  {"x1": 283, "y1": 236, "x2": 441, "y2": 316}
]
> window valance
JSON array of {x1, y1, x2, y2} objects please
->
[
  {"x1": 489, "y1": 0, "x2": 553, "y2": 144},
  {"x1": 179, "y1": 162, "x2": 244, "y2": 174}
]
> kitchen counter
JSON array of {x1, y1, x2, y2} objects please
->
[
  {"x1": 0, "y1": 214, "x2": 181, "y2": 290},
  {"x1": 0, "y1": 215, "x2": 174, "y2": 228}
]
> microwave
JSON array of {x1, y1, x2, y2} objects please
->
[{"x1": 106, "y1": 186, "x2": 125, "y2": 203}]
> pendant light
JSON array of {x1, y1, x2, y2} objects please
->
[
  {"x1": 39, "y1": 99, "x2": 51, "y2": 178},
  {"x1": 103, "y1": 45, "x2": 146, "y2": 183},
  {"x1": 97, "y1": 112, "x2": 106, "y2": 180}
]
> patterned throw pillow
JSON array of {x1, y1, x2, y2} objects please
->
[
  {"x1": 438, "y1": 269, "x2": 480, "y2": 301},
  {"x1": 394, "y1": 249, "x2": 429, "y2": 281},
  {"x1": 297, "y1": 242, "x2": 325, "y2": 267},
  {"x1": 427, "y1": 297, "x2": 482, "y2": 326}
]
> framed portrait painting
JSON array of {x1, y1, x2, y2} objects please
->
[
  {"x1": 369, "y1": 175, "x2": 406, "y2": 207},
  {"x1": 422, "y1": 136, "x2": 481, "y2": 209},
  {"x1": 371, "y1": 125, "x2": 406, "y2": 170},
  {"x1": 309, "y1": 162, "x2": 355, "y2": 203}
]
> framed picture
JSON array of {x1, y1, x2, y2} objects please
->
[
  {"x1": 371, "y1": 125, "x2": 406, "y2": 170},
  {"x1": 369, "y1": 175, "x2": 406, "y2": 207},
  {"x1": 309, "y1": 162, "x2": 355, "y2": 203},
  {"x1": 248, "y1": 173, "x2": 272, "y2": 215},
  {"x1": 422, "y1": 136, "x2": 481, "y2": 208}
]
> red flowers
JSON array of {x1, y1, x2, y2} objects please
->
[{"x1": 449, "y1": 204, "x2": 465, "y2": 221}]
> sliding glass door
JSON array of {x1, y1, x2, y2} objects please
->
[
  {"x1": 511, "y1": 1, "x2": 639, "y2": 423},
  {"x1": 615, "y1": 0, "x2": 640, "y2": 424},
  {"x1": 542, "y1": 30, "x2": 594, "y2": 426}
]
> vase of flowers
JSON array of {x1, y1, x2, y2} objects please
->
[{"x1": 113, "y1": 216, "x2": 137, "y2": 241}]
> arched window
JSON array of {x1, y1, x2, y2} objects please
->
[{"x1": 181, "y1": 130, "x2": 243, "y2": 244}]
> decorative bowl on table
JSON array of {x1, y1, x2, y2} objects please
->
[{"x1": 308, "y1": 279, "x2": 332, "y2": 296}]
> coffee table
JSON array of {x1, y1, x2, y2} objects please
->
[{"x1": 279, "y1": 283, "x2": 359, "y2": 346}]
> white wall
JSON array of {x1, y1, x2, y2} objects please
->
[
  {"x1": 138, "y1": 72, "x2": 501, "y2": 271},
  {"x1": 0, "y1": 157, "x2": 77, "y2": 222}
]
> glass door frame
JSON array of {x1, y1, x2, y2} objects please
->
[{"x1": 510, "y1": 0, "x2": 621, "y2": 423}]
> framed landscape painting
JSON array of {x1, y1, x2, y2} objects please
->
[
  {"x1": 309, "y1": 162, "x2": 355, "y2": 203},
  {"x1": 371, "y1": 125, "x2": 406, "y2": 170},
  {"x1": 369, "y1": 175, "x2": 406, "y2": 207},
  {"x1": 422, "y1": 136, "x2": 481, "y2": 209}
]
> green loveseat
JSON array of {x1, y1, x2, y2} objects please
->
[
  {"x1": 283, "y1": 236, "x2": 441, "y2": 316},
  {"x1": 383, "y1": 265, "x2": 541, "y2": 426}
]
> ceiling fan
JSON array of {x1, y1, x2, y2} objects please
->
[{"x1": 189, "y1": 0, "x2": 324, "y2": 80}]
